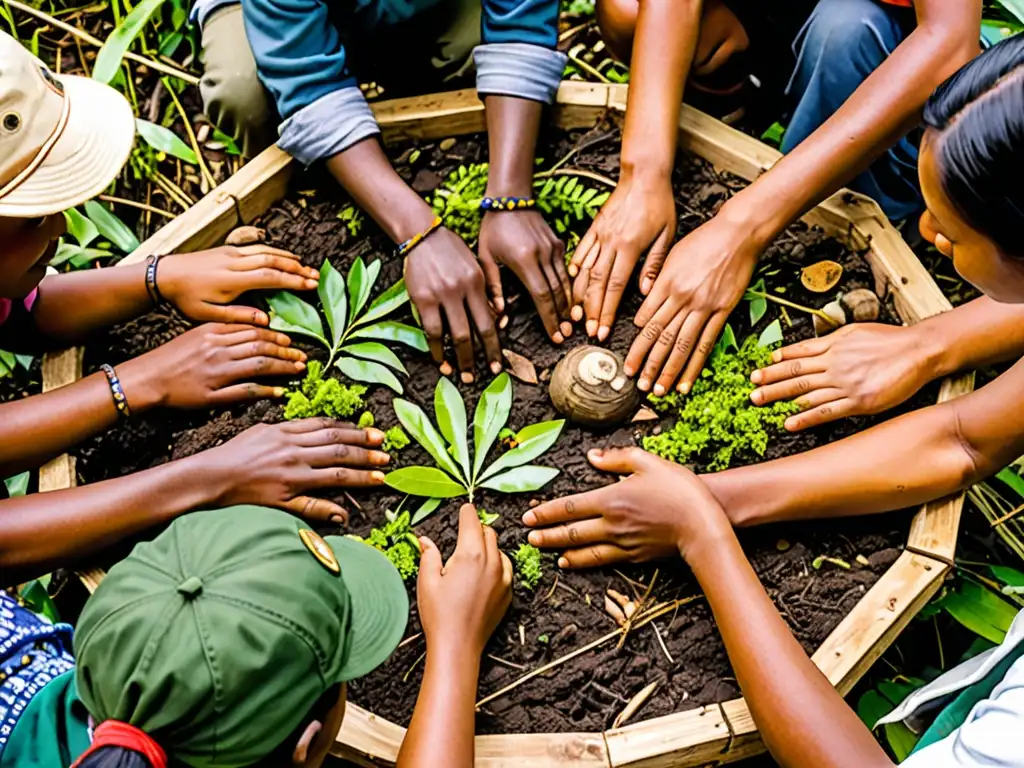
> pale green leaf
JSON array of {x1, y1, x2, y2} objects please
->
[
  {"x1": 93, "y1": 0, "x2": 167, "y2": 83},
  {"x1": 478, "y1": 465, "x2": 559, "y2": 493},
  {"x1": 385, "y1": 467, "x2": 466, "y2": 498},
  {"x1": 63, "y1": 208, "x2": 99, "y2": 247},
  {"x1": 317, "y1": 260, "x2": 347, "y2": 349},
  {"x1": 942, "y1": 581, "x2": 1018, "y2": 644},
  {"x1": 472, "y1": 373, "x2": 512, "y2": 480},
  {"x1": 336, "y1": 356, "x2": 403, "y2": 394},
  {"x1": 435, "y1": 377, "x2": 470, "y2": 482},
  {"x1": 711, "y1": 323, "x2": 738, "y2": 360},
  {"x1": 359, "y1": 278, "x2": 411, "y2": 325},
  {"x1": 749, "y1": 296, "x2": 767, "y2": 326},
  {"x1": 411, "y1": 497, "x2": 443, "y2": 525},
  {"x1": 84, "y1": 200, "x2": 140, "y2": 253},
  {"x1": 14, "y1": 354, "x2": 32, "y2": 370},
  {"x1": 394, "y1": 399, "x2": 465, "y2": 482},
  {"x1": 350, "y1": 321, "x2": 428, "y2": 352},
  {"x1": 135, "y1": 119, "x2": 197, "y2": 165},
  {"x1": 4, "y1": 471, "x2": 30, "y2": 497},
  {"x1": 996, "y1": 467, "x2": 1024, "y2": 500},
  {"x1": 267, "y1": 292, "x2": 327, "y2": 346},
  {"x1": 340, "y1": 342, "x2": 407, "y2": 374},
  {"x1": 758, "y1": 319, "x2": 783, "y2": 347},
  {"x1": 479, "y1": 420, "x2": 564, "y2": 482}
]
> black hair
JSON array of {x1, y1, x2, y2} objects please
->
[
  {"x1": 76, "y1": 747, "x2": 152, "y2": 768},
  {"x1": 922, "y1": 34, "x2": 1024, "y2": 258}
]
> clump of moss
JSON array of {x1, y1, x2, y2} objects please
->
[
  {"x1": 361, "y1": 510, "x2": 420, "y2": 580},
  {"x1": 283, "y1": 361, "x2": 366, "y2": 420},
  {"x1": 382, "y1": 426, "x2": 410, "y2": 453},
  {"x1": 514, "y1": 543, "x2": 543, "y2": 590},
  {"x1": 357, "y1": 411, "x2": 375, "y2": 429},
  {"x1": 643, "y1": 335, "x2": 799, "y2": 471}
]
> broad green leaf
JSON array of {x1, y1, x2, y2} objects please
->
[
  {"x1": 348, "y1": 259, "x2": 381, "y2": 319},
  {"x1": 4, "y1": 471, "x2": 30, "y2": 497},
  {"x1": 411, "y1": 497, "x2": 442, "y2": 525},
  {"x1": 942, "y1": 580, "x2": 1018, "y2": 644},
  {"x1": 84, "y1": 200, "x2": 140, "y2": 253},
  {"x1": 479, "y1": 420, "x2": 564, "y2": 482},
  {"x1": 995, "y1": 467, "x2": 1024, "y2": 500},
  {"x1": 435, "y1": 377, "x2": 470, "y2": 481},
  {"x1": 997, "y1": 0, "x2": 1024, "y2": 24},
  {"x1": 478, "y1": 465, "x2": 559, "y2": 493},
  {"x1": 159, "y1": 30, "x2": 185, "y2": 57},
  {"x1": 18, "y1": 579, "x2": 60, "y2": 623},
  {"x1": 856, "y1": 690, "x2": 892, "y2": 730},
  {"x1": 63, "y1": 208, "x2": 99, "y2": 247},
  {"x1": 350, "y1": 321, "x2": 428, "y2": 352},
  {"x1": 393, "y1": 398, "x2": 465, "y2": 481},
  {"x1": 991, "y1": 565, "x2": 1024, "y2": 587},
  {"x1": 0, "y1": 350, "x2": 14, "y2": 369},
  {"x1": 211, "y1": 129, "x2": 242, "y2": 156},
  {"x1": 135, "y1": 119, "x2": 198, "y2": 165},
  {"x1": 52, "y1": 243, "x2": 111, "y2": 268},
  {"x1": 336, "y1": 356, "x2": 403, "y2": 394},
  {"x1": 884, "y1": 722, "x2": 919, "y2": 761},
  {"x1": 359, "y1": 278, "x2": 410, "y2": 325},
  {"x1": 749, "y1": 295, "x2": 767, "y2": 326},
  {"x1": 385, "y1": 467, "x2": 466, "y2": 498},
  {"x1": 318, "y1": 260, "x2": 348, "y2": 349},
  {"x1": 346, "y1": 258, "x2": 372, "y2": 321},
  {"x1": 0, "y1": 358, "x2": 10, "y2": 378},
  {"x1": 93, "y1": 0, "x2": 167, "y2": 83},
  {"x1": 758, "y1": 319, "x2": 783, "y2": 347},
  {"x1": 340, "y1": 342, "x2": 407, "y2": 374},
  {"x1": 267, "y1": 292, "x2": 327, "y2": 345},
  {"x1": 472, "y1": 373, "x2": 512, "y2": 480}
]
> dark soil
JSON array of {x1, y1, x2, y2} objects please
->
[{"x1": 76, "y1": 122, "x2": 935, "y2": 735}]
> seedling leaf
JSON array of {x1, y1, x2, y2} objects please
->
[
  {"x1": 711, "y1": 323, "x2": 739, "y2": 361},
  {"x1": 411, "y1": 497, "x2": 443, "y2": 525},
  {"x1": 340, "y1": 342, "x2": 408, "y2": 374},
  {"x1": 473, "y1": 373, "x2": 513, "y2": 480},
  {"x1": 267, "y1": 292, "x2": 327, "y2": 345},
  {"x1": 359, "y1": 278, "x2": 411, "y2": 326},
  {"x1": 757, "y1": 319, "x2": 783, "y2": 347},
  {"x1": 318, "y1": 260, "x2": 348, "y2": 350},
  {"x1": 435, "y1": 377, "x2": 471, "y2": 481},
  {"x1": 385, "y1": 467, "x2": 466, "y2": 498},
  {"x1": 336, "y1": 357, "x2": 403, "y2": 394},
  {"x1": 135, "y1": 119, "x2": 198, "y2": 165},
  {"x1": 479, "y1": 420, "x2": 565, "y2": 482},
  {"x1": 93, "y1": 0, "x2": 167, "y2": 84},
  {"x1": 351, "y1": 321, "x2": 428, "y2": 352},
  {"x1": 4, "y1": 471, "x2": 29, "y2": 497},
  {"x1": 393, "y1": 399, "x2": 465, "y2": 482},
  {"x1": 346, "y1": 257, "x2": 373, "y2": 320},
  {"x1": 941, "y1": 580, "x2": 1017, "y2": 644},
  {"x1": 479, "y1": 465, "x2": 559, "y2": 493},
  {"x1": 64, "y1": 208, "x2": 99, "y2": 247},
  {"x1": 84, "y1": 200, "x2": 140, "y2": 253}
]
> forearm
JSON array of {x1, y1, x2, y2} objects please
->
[
  {"x1": 0, "y1": 453, "x2": 219, "y2": 583},
  {"x1": 921, "y1": 297, "x2": 1024, "y2": 377},
  {"x1": 326, "y1": 139, "x2": 437, "y2": 243},
  {"x1": 620, "y1": 0, "x2": 701, "y2": 180},
  {"x1": 31, "y1": 265, "x2": 152, "y2": 341},
  {"x1": 398, "y1": 646, "x2": 479, "y2": 767},
  {"x1": 484, "y1": 96, "x2": 542, "y2": 197},
  {"x1": 687, "y1": 533, "x2": 894, "y2": 767}
]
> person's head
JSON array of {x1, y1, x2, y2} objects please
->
[
  {"x1": 0, "y1": 32, "x2": 134, "y2": 298},
  {"x1": 70, "y1": 506, "x2": 409, "y2": 768},
  {"x1": 919, "y1": 34, "x2": 1024, "y2": 303}
]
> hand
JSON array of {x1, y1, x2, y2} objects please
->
[
  {"x1": 204, "y1": 418, "x2": 390, "y2": 523},
  {"x1": 522, "y1": 447, "x2": 731, "y2": 568},
  {"x1": 571, "y1": 174, "x2": 675, "y2": 341},
  {"x1": 479, "y1": 210, "x2": 572, "y2": 344},
  {"x1": 117, "y1": 324, "x2": 306, "y2": 410},
  {"x1": 404, "y1": 228, "x2": 502, "y2": 382},
  {"x1": 158, "y1": 244, "x2": 320, "y2": 325},
  {"x1": 751, "y1": 323, "x2": 934, "y2": 431},
  {"x1": 417, "y1": 504, "x2": 512, "y2": 656},
  {"x1": 625, "y1": 216, "x2": 759, "y2": 395}
]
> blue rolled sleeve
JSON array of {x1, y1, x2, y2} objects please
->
[{"x1": 475, "y1": 0, "x2": 566, "y2": 103}]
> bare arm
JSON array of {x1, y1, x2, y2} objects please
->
[
  {"x1": 924, "y1": 296, "x2": 1024, "y2": 376},
  {"x1": 30, "y1": 265, "x2": 152, "y2": 341}
]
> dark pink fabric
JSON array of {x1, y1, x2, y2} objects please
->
[{"x1": 0, "y1": 288, "x2": 39, "y2": 326}]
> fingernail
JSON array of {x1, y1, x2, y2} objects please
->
[
  {"x1": 750, "y1": 391, "x2": 761, "y2": 404},
  {"x1": 371, "y1": 471, "x2": 386, "y2": 482},
  {"x1": 375, "y1": 451, "x2": 391, "y2": 465},
  {"x1": 772, "y1": 350, "x2": 782, "y2": 363},
  {"x1": 586, "y1": 320, "x2": 597, "y2": 337},
  {"x1": 569, "y1": 264, "x2": 578, "y2": 277},
  {"x1": 522, "y1": 511, "x2": 537, "y2": 526},
  {"x1": 623, "y1": 365, "x2": 635, "y2": 377},
  {"x1": 461, "y1": 372, "x2": 474, "y2": 384},
  {"x1": 571, "y1": 305, "x2": 583, "y2": 321},
  {"x1": 641, "y1": 278, "x2": 652, "y2": 294},
  {"x1": 491, "y1": 361, "x2": 503, "y2": 374},
  {"x1": 310, "y1": 270, "x2": 320, "y2": 279},
  {"x1": 499, "y1": 315, "x2": 509, "y2": 329},
  {"x1": 638, "y1": 377, "x2": 650, "y2": 391},
  {"x1": 653, "y1": 384, "x2": 665, "y2": 396},
  {"x1": 597, "y1": 325, "x2": 609, "y2": 342},
  {"x1": 294, "y1": 361, "x2": 305, "y2": 370},
  {"x1": 297, "y1": 351, "x2": 307, "y2": 361},
  {"x1": 256, "y1": 312, "x2": 269, "y2": 325},
  {"x1": 560, "y1": 321, "x2": 573, "y2": 337},
  {"x1": 552, "y1": 332, "x2": 564, "y2": 344},
  {"x1": 528, "y1": 530, "x2": 540, "y2": 545},
  {"x1": 751, "y1": 370, "x2": 762, "y2": 383},
  {"x1": 558, "y1": 557, "x2": 569, "y2": 569},
  {"x1": 678, "y1": 382, "x2": 690, "y2": 395},
  {"x1": 495, "y1": 298, "x2": 505, "y2": 313},
  {"x1": 368, "y1": 428, "x2": 385, "y2": 442},
  {"x1": 589, "y1": 448, "x2": 604, "y2": 458},
  {"x1": 305, "y1": 279, "x2": 318, "y2": 289},
  {"x1": 440, "y1": 362, "x2": 453, "y2": 376},
  {"x1": 330, "y1": 514, "x2": 347, "y2": 525},
  {"x1": 273, "y1": 387, "x2": 287, "y2": 397}
]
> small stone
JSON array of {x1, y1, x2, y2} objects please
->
[
  {"x1": 439, "y1": 138, "x2": 457, "y2": 151},
  {"x1": 529, "y1": 499, "x2": 540, "y2": 508}
]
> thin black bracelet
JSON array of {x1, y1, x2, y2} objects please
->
[
  {"x1": 100, "y1": 363, "x2": 132, "y2": 419},
  {"x1": 145, "y1": 254, "x2": 165, "y2": 306}
]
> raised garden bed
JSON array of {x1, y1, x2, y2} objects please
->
[{"x1": 48, "y1": 85, "x2": 972, "y2": 767}]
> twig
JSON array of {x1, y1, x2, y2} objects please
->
[
  {"x1": 163, "y1": 77, "x2": 216, "y2": 190},
  {"x1": 403, "y1": 651, "x2": 426, "y2": 683},
  {"x1": 153, "y1": 171, "x2": 195, "y2": 210},
  {"x1": 746, "y1": 289, "x2": 840, "y2": 328},
  {"x1": 558, "y1": 19, "x2": 595, "y2": 44},
  {"x1": 617, "y1": 570, "x2": 658, "y2": 650},
  {"x1": 98, "y1": 195, "x2": 174, "y2": 219},
  {"x1": 397, "y1": 632, "x2": 423, "y2": 650},
  {"x1": 991, "y1": 501, "x2": 1024, "y2": 528},
  {"x1": 487, "y1": 654, "x2": 527, "y2": 671},
  {"x1": 567, "y1": 48, "x2": 611, "y2": 84},
  {"x1": 651, "y1": 620, "x2": 674, "y2": 664},
  {"x1": 4, "y1": 0, "x2": 200, "y2": 85},
  {"x1": 534, "y1": 168, "x2": 618, "y2": 188}
]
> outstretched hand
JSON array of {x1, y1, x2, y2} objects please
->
[
  {"x1": 159, "y1": 244, "x2": 320, "y2": 325},
  {"x1": 522, "y1": 447, "x2": 731, "y2": 568}
]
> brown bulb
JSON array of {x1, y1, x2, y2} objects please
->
[{"x1": 549, "y1": 346, "x2": 639, "y2": 427}]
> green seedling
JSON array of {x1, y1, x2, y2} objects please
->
[
  {"x1": 385, "y1": 373, "x2": 564, "y2": 502},
  {"x1": 383, "y1": 426, "x2": 410, "y2": 453},
  {"x1": 477, "y1": 508, "x2": 500, "y2": 526},
  {"x1": 514, "y1": 543, "x2": 543, "y2": 590},
  {"x1": 267, "y1": 257, "x2": 427, "y2": 393},
  {"x1": 360, "y1": 509, "x2": 421, "y2": 580}
]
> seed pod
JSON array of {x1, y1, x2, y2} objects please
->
[
  {"x1": 841, "y1": 288, "x2": 881, "y2": 323},
  {"x1": 549, "y1": 346, "x2": 639, "y2": 427}
]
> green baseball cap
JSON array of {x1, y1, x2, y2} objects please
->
[{"x1": 73, "y1": 505, "x2": 408, "y2": 767}]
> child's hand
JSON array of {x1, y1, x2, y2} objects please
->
[
  {"x1": 417, "y1": 504, "x2": 512, "y2": 656},
  {"x1": 158, "y1": 245, "x2": 320, "y2": 325}
]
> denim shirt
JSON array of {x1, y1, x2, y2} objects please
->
[{"x1": 240, "y1": 0, "x2": 566, "y2": 166}]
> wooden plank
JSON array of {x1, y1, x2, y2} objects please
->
[{"x1": 38, "y1": 346, "x2": 83, "y2": 493}]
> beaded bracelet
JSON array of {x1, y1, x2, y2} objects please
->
[
  {"x1": 144, "y1": 254, "x2": 165, "y2": 307},
  {"x1": 480, "y1": 196, "x2": 536, "y2": 212},
  {"x1": 395, "y1": 216, "x2": 443, "y2": 259},
  {"x1": 100, "y1": 363, "x2": 132, "y2": 419}
]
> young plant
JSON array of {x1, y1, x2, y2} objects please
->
[
  {"x1": 385, "y1": 373, "x2": 564, "y2": 501},
  {"x1": 514, "y1": 543, "x2": 543, "y2": 590},
  {"x1": 53, "y1": 204, "x2": 139, "y2": 270},
  {"x1": 283, "y1": 360, "x2": 366, "y2": 420},
  {"x1": 359, "y1": 508, "x2": 421, "y2": 581},
  {"x1": 267, "y1": 257, "x2": 427, "y2": 394},
  {"x1": 0, "y1": 350, "x2": 32, "y2": 380}
]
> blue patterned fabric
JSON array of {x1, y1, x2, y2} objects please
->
[{"x1": 0, "y1": 592, "x2": 75, "y2": 755}]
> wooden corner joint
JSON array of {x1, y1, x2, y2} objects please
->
[{"x1": 904, "y1": 544, "x2": 956, "y2": 571}]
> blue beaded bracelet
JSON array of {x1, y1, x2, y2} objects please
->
[
  {"x1": 100, "y1": 363, "x2": 132, "y2": 418},
  {"x1": 480, "y1": 196, "x2": 536, "y2": 212}
]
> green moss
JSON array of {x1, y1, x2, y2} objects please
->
[
  {"x1": 283, "y1": 361, "x2": 366, "y2": 420},
  {"x1": 643, "y1": 336, "x2": 800, "y2": 471},
  {"x1": 382, "y1": 426, "x2": 410, "y2": 453},
  {"x1": 357, "y1": 411, "x2": 375, "y2": 429},
  {"x1": 514, "y1": 543, "x2": 543, "y2": 590},
  {"x1": 360, "y1": 510, "x2": 420, "y2": 581}
]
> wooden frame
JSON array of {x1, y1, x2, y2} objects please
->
[{"x1": 44, "y1": 83, "x2": 972, "y2": 767}]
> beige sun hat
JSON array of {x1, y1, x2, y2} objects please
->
[{"x1": 0, "y1": 31, "x2": 136, "y2": 217}]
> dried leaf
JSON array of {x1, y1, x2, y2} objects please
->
[
  {"x1": 503, "y1": 349, "x2": 538, "y2": 384},
  {"x1": 612, "y1": 681, "x2": 660, "y2": 729},
  {"x1": 631, "y1": 407, "x2": 658, "y2": 423},
  {"x1": 801, "y1": 260, "x2": 844, "y2": 293}
]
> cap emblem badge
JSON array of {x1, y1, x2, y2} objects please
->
[{"x1": 299, "y1": 529, "x2": 340, "y2": 575}]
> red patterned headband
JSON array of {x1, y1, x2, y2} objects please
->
[{"x1": 71, "y1": 720, "x2": 167, "y2": 768}]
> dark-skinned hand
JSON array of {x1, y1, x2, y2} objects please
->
[
  {"x1": 751, "y1": 323, "x2": 931, "y2": 431},
  {"x1": 117, "y1": 323, "x2": 307, "y2": 410},
  {"x1": 626, "y1": 217, "x2": 758, "y2": 396},
  {"x1": 404, "y1": 228, "x2": 502, "y2": 382},
  {"x1": 207, "y1": 418, "x2": 390, "y2": 524},
  {"x1": 523, "y1": 447, "x2": 731, "y2": 568},
  {"x1": 418, "y1": 503, "x2": 512, "y2": 656},
  {"x1": 479, "y1": 210, "x2": 572, "y2": 344},
  {"x1": 571, "y1": 174, "x2": 675, "y2": 341},
  {"x1": 159, "y1": 244, "x2": 320, "y2": 325}
]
